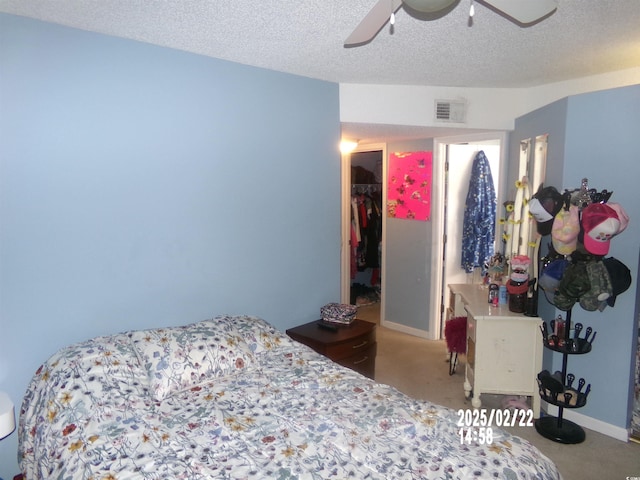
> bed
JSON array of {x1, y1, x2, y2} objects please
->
[{"x1": 18, "y1": 315, "x2": 561, "y2": 479}]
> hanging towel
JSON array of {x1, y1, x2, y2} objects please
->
[{"x1": 461, "y1": 150, "x2": 497, "y2": 274}]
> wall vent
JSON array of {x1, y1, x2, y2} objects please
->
[{"x1": 434, "y1": 100, "x2": 467, "y2": 123}]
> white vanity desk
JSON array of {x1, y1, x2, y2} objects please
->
[{"x1": 448, "y1": 283, "x2": 543, "y2": 417}]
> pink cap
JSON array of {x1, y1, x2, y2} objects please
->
[
  {"x1": 582, "y1": 203, "x2": 620, "y2": 256},
  {"x1": 606, "y1": 202, "x2": 629, "y2": 235}
]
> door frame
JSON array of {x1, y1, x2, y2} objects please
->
[
  {"x1": 430, "y1": 131, "x2": 508, "y2": 339},
  {"x1": 341, "y1": 143, "x2": 387, "y2": 320}
]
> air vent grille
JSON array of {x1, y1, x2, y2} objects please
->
[{"x1": 435, "y1": 100, "x2": 467, "y2": 123}]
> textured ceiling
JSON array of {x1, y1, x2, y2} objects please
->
[{"x1": 2, "y1": 0, "x2": 640, "y2": 142}]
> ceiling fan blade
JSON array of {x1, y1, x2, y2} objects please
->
[
  {"x1": 344, "y1": 0, "x2": 403, "y2": 47},
  {"x1": 480, "y1": 0, "x2": 558, "y2": 24}
]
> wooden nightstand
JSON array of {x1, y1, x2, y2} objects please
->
[{"x1": 286, "y1": 319, "x2": 376, "y2": 379}]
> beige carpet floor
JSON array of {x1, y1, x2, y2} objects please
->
[{"x1": 357, "y1": 303, "x2": 640, "y2": 480}]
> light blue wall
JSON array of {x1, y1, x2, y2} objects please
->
[
  {"x1": 560, "y1": 85, "x2": 640, "y2": 428},
  {"x1": 511, "y1": 85, "x2": 640, "y2": 430},
  {"x1": 0, "y1": 14, "x2": 340, "y2": 476}
]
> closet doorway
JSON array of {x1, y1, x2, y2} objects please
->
[
  {"x1": 431, "y1": 133, "x2": 507, "y2": 339},
  {"x1": 443, "y1": 142, "x2": 502, "y2": 284},
  {"x1": 341, "y1": 144, "x2": 386, "y2": 323}
]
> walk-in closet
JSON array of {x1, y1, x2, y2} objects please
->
[{"x1": 350, "y1": 151, "x2": 382, "y2": 308}]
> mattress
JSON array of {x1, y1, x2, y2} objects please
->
[{"x1": 18, "y1": 315, "x2": 561, "y2": 479}]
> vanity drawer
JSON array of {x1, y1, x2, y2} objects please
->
[{"x1": 466, "y1": 312, "x2": 476, "y2": 342}]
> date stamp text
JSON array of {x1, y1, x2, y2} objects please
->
[{"x1": 457, "y1": 408, "x2": 534, "y2": 428}]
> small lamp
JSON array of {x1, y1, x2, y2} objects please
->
[
  {"x1": 340, "y1": 139, "x2": 359, "y2": 154},
  {"x1": 0, "y1": 392, "x2": 16, "y2": 440}
]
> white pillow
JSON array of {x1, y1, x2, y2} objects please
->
[{"x1": 129, "y1": 319, "x2": 255, "y2": 401}]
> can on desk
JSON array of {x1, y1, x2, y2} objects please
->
[{"x1": 498, "y1": 285, "x2": 508, "y2": 304}]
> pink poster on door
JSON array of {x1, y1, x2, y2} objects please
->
[{"x1": 387, "y1": 151, "x2": 433, "y2": 221}]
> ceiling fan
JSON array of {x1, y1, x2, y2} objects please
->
[{"x1": 344, "y1": 0, "x2": 558, "y2": 46}]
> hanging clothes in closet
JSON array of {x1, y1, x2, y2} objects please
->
[
  {"x1": 351, "y1": 185, "x2": 382, "y2": 283},
  {"x1": 461, "y1": 150, "x2": 497, "y2": 274}
]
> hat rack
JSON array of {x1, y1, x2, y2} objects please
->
[
  {"x1": 535, "y1": 306, "x2": 592, "y2": 443},
  {"x1": 533, "y1": 178, "x2": 629, "y2": 444},
  {"x1": 560, "y1": 177, "x2": 613, "y2": 211}
]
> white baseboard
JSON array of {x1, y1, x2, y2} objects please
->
[
  {"x1": 542, "y1": 401, "x2": 630, "y2": 442},
  {"x1": 381, "y1": 319, "x2": 436, "y2": 340}
]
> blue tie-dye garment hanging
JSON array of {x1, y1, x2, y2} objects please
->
[{"x1": 461, "y1": 150, "x2": 496, "y2": 274}]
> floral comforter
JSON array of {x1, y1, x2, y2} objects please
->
[{"x1": 19, "y1": 315, "x2": 561, "y2": 479}]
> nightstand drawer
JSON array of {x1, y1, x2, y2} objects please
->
[
  {"x1": 336, "y1": 343, "x2": 376, "y2": 378},
  {"x1": 324, "y1": 330, "x2": 375, "y2": 360}
]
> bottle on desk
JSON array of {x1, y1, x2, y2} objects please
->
[{"x1": 488, "y1": 283, "x2": 499, "y2": 305}]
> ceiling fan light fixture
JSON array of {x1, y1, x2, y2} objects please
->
[{"x1": 402, "y1": 0, "x2": 458, "y2": 13}]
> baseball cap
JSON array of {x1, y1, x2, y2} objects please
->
[
  {"x1": 602, "y1": 257, "x2": 632, "y2": 308},
  {"x1": 582, "y1": 203, "x2": 620, "y2": 256},
  {"x1": 606, "y1": 203, "x2": 629, "y2": 234},
  {"x1": 510, "y1": 254, "x2": 530, "y2": 282},
  {"x1": 551, "y1": 205, "x2": 580, "y2": 255},
  {"x1": 529, "y1": 184, "x2": 564, "y2": 236},
  {"x1": 554, "y1": 262, "x2": 590, "y2": 311},
  {"x1": 579, "y1": 261, "x2": 613, "y2": 311},
  {"x1": 538, "y1": 259, "x2": 569, "y2": 304}
]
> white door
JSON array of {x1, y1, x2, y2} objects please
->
[{"x1": 430, "y1": 133, "x2": 507, "y2": 339}]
